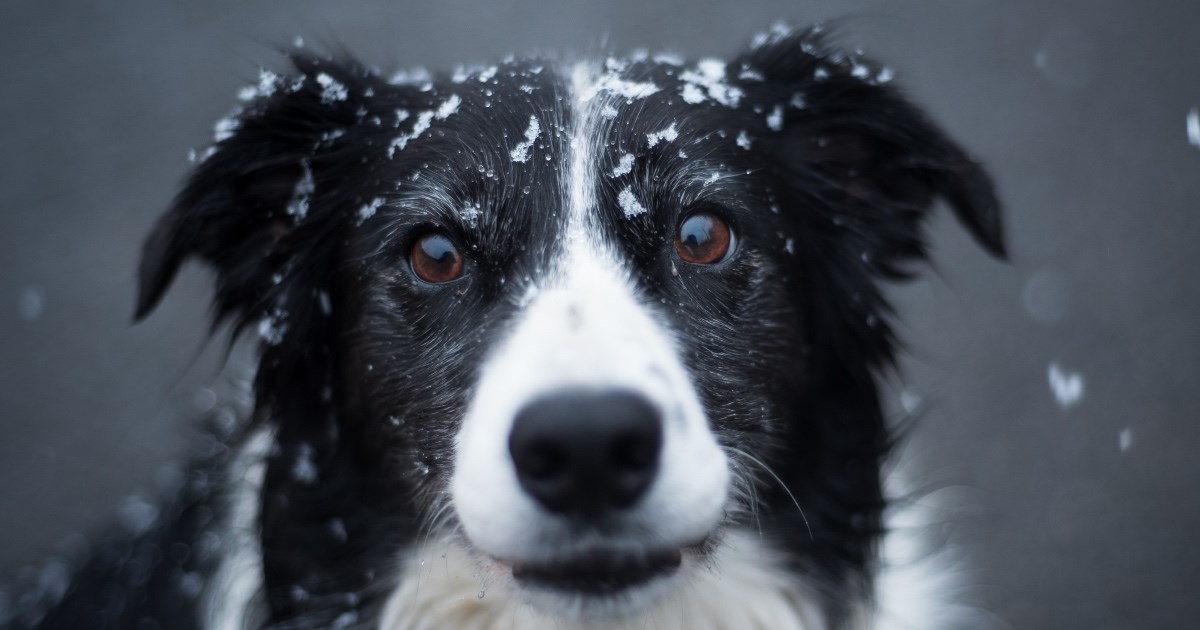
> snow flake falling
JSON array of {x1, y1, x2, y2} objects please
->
[
  {"x1": 510, "y1": 115, "x2": 541, "y2": 162},
  {"x1": 1187, "y1": 107, "x2": 1200, "y2": 149},
  {"x1": 1118, "y1": 427, "x2": 1134, "y2": 453},
  {"x1": 1048, "y1": 362, "x2": 1085, "y2": 409},
  {"x1": 18, "y1": 287, "x2": 44, "y2": 321}
]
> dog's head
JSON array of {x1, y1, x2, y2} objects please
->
[{"x1": 138, "y1": 26, "x2": 1003, "y2": 625}]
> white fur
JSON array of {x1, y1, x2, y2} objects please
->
[
  {"x1": 866, "y1": 468, "x2": 986, "y2": 630},
  {"x1": 202, "y1": 427, "x2": 272, "y2": 630},
  {"x1": 378, "y1": 530, "x2": 826, "y2": 630},
  {"x1": 379, "y1": 478, "x2": 973, "y2": 630},
  {"x1": 450, "y1": 61, "x2": 729, "y2": 577}
]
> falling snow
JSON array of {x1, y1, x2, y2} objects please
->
[
  {"x1": 618, "y1": 186, "x2": 647, "y2": 217},
  {"x1": 510, "y1": 115, "x2": 541, "y2": 162},
  {"x1": 1187, "y1": 107, "x2": 1200, "y2": 149},
  {"x1": 117, "y1": 496, "x2": 159, "y2": 536},
  {"x1": 610, "y1": 153, "x2": 636, "y2": 177},
  {"x1": 1119, "y1": 427, "x2": 1134, "y2": 453},
  {"x1": 1048, "y1": 362, "x2": 1085, "y2": 409},
  {"x1": 18, "y1": 287, "x2": 43, "y2": 321}
]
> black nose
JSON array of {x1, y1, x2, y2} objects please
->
[{"x1": 508, "y1": 389, "x2": 663, "y2": 516}]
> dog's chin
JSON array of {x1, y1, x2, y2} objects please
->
[{"x1": 488, "y1": 544, "x2": 693, "y2": 619}]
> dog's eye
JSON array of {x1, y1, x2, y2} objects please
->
[
  {"x1": 410, "y1": 232, "x2": 465, "y2": 283},
  {"x1": 675, "y1": 212, "x2": 732, "y2": 265}
]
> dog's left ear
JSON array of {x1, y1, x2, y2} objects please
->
[{"x1": 740, "y1": 29, "x2": 1006, "y2": 271}]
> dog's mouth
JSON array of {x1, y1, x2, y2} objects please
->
[{"x1": 510, "y1": 547, "x2": 683, "y2": 594}]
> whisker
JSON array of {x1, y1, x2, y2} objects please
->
[{"x1": 726, "y1": 446, "x2": 814, "y2": 541}]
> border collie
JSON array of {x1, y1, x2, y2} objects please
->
[{"x1": 9, "y1": 23, "x2": 1004, "y2": 630}]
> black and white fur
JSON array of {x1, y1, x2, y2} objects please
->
[{"x1": 11, "y1": 23, "x2": 1004, "y2": 630}]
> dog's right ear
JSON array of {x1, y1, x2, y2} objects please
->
[{"x1": 134, "y1": 53, "x2": 390, "y2": 328}]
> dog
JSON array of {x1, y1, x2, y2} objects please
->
[{"x1": 10, "y1": 23, "x2": 1004, "y2": 630}]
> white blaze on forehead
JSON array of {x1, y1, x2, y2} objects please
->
[
  {"x1": 577, "y1": 66, "x2": 660, "y2": 102},
  {"x1": 449, "y1": 61, "x2": 729, "y2": 564}
]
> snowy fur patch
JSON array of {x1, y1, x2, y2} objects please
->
[
  {"x1": 510, "y1": 115, "x2": 541, "y2": 163},
  {"x1": 617, "y1": 186, "x2": 647, "y2": 217},
  {"x1": 679, "y1": 59, "x2": 744, "y2": 107},
  {"x1": 315, "y1": 73, "x2": 348, "y2": 104},
  {"x1": 646, "y1": 123, "x2": 679, "y2": 148},
  {"x1": 610, "y1": 153, "x2": 636, "y2": 178}
]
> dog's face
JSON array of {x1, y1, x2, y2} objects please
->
[{"x1": 138, "y1": 26, "x2": 1003, "y2": 625}]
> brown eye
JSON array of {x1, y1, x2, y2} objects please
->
[
  {"x1": 410, "y1": 232, "x2": 465, "y2": 283},
  {"x1": 675, "y1": 212, "x2": 732, "y2": 265}
]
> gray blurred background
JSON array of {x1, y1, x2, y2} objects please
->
[{"x1": 1, "y1": 0, "x2": 1197, "y2": 627}]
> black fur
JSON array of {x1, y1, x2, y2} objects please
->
[{"x1": 13, "y1": 25, "x2": 1003, "y2": 629}]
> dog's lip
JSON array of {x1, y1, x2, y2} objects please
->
[{"x1": 509, "y1": 546, "x2": 683, "y2": 594}]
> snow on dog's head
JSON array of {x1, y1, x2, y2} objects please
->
[{"x1": 136, "y1": 24, "x2": 1004, "y2": 628}]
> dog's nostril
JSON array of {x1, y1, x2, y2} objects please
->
[
  {"x1": 520, "y1": 440, "x2": 568, "y2": 480},
  {"x1": 509, "y1": 389, "x2": 663, "y2": 516}
]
